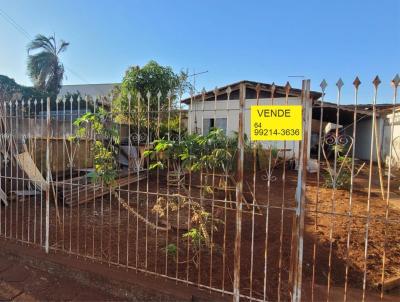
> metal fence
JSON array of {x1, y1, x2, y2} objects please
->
[{"x1": 0, "y1": 75, "x2": 399, "y2": 302}]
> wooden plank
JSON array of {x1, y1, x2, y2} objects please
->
[
  {"x1": 10, "y1": 190, "x2": 40, "y2": 196},
  {"x1": 0, "y1": 188, "x2": 7, "y2": 206},
  {"x1": 14, "y1": 152, "x2": 48, "y2": 191},
  {"x1": 63, "y1": 172, "x2": 147, "y2": 206}
]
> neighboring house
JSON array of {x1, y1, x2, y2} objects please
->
[
  {"x1": 58, "y1": 83, "x2": 119, "y2": 98},
  {"x1": 312, "y1": 102, "x2": 400, "y2": 168},
  {"x1": 35, "y1": 83, "x2": 121, "y2": 121},
  {"x1": 182, "y1": 80, "x2": 322, "y2": 160}
]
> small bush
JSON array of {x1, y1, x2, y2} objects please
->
[
  {"x1": 323, "y1": 155, "x2": 352, "y2": 189},
  {"x1": 163, "y1": 243, "x2": 178, "y2": 258}
]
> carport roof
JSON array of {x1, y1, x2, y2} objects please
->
[{"x1": 312, "y1": 101, "x2": 400, "y2": 126}]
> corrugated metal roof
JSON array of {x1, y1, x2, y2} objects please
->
[{"x1": 181, "y1": 80, "x2": 322, "y2": 104}]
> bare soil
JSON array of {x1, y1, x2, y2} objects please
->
[
  {"x1": 0, "y1": 255, "x2": 121, "y2": 301},
  {"x1": 1, "y1": 166, "x2": 399, "y2": 301}
]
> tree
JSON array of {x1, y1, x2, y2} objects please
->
[
  {"x1": 72, "y1": 107, "x2": 120, "y2": 185},
  {"x1": 0, "y1": 75, "x2": 49, "y2": 114},
  {"x1": 27, "y1": 34, "x2": 69, "y2": 99},
  {"x1": 112, "y1": 60, "x2": 191, "y2": 127},
  {"x1": 0, "y1": 75, "x2": 47, "y2": 102}
]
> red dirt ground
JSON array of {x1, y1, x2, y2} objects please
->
[
  {"x1": 0, "y1": 256, "x2": 121, "y2": 301},
  {"x1": 1, "y1": 166, "x2": 400, "y2": 301}
]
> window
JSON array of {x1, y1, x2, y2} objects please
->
[{"x1": 203, "y1": 117, "x2": 227, "y2": 134}]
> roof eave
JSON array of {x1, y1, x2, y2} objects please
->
[{"x1": 181, "y1": 80, "x2": 322, "y2": 104}]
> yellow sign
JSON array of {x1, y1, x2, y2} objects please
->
[{"x1": 250, "y1": 105, "x2": 302, "y2": 141}]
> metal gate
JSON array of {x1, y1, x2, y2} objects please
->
[{"x1": 0, "y1": 75, "x2": 399, "y2": 301}]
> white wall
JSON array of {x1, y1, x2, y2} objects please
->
[
  {"x1": 382, "y1": 110, "x2": 400, "y2": 169},
  {"x1": 352, "y1": 117, "x2": 384, "y2": 162},
  {"x1": 188, "y1": 97, "x2": 313, "y2": 160}
]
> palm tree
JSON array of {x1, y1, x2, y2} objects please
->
[{"x1": 27, "y1": 34, "x2": 69, "y2": 97}]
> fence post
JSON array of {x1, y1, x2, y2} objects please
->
[
  {"x1": 45, "y1": 97, "x2": 51, "y2": 253},
  {"x1": 291, "y1": 79, "x2": 310, "y2": 302},
  {"x1": 233, "y1": 82, "x2": 245, "y2": 302}
]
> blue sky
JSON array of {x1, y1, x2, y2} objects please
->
[{"x1": 0, "y1": 0, "x2": 399, "y2": 103}]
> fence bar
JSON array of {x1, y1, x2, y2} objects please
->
[
  {"x1": 233, "y1": 82, "x2": 245, "y2": 302},
  {"x1": 380, "y1": 74, "x2": 399, "y2": 298},
  {"x1": 277, "y1": 82, "x2": 291, "y2": 302},
  {"x1": 343, "y1": 77, "x2": 361, "y2": 302},
  {"x1": 327, "y1": 79, "x2": 343, "y2": 300},
  {"x1": 362, "y1": 77, "x2": 380, "y2": 302},
  {"x1": 45, "y1": 97, "x2": 51, "y2": 253},
  {"x1": 291, "y1": 79, "x2": 310, "y2": 302}
]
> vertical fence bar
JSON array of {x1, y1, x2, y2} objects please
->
[
  {"x1": 76, "y1": 96, "x2": 81, "y2": 254},
  {"x1": 33, "y1": 99, "x2": 38, "y2": 244},
  {"x1": 126, "y1": 93, "x2": 132, "y2": 269},
  {"x1": 0, "y1": 100, "x2": 5, "y2": 236},
  {"x1": 233, "y1": 82, "x2": 245, "y2": 302},
  {"x1": 21, "y1": 100, "x2": 26, "y2": 242},
  {"x1": 327, "y1": 79, "x2": 343, "y2": 300},
  {"x1": 15, "y1": 99, "x2": 19, "y2": 241},
  {"x1": 277, "y1": 82, "x2": 292, "y2": 302},
  {"x1": 45, "y1": 97, "x2": 51, "y2": 253},
  {"x1": 54, "y1": 98, "x2": 59, "y2": 247},
  {"x1": 27, "y1": 99, "x2": 31, "y2": 243},
  {"x1": 69, "y1": 97, "x2": 73, "y2": 253},
  {"x1": 145, "y1": 91, "x2": 150, "y2": 270},
  {"x1": 222, "y1": 86, "x2": 231, "y2": 295},
  {"x1": 209, "y1": 87, "x2": 218, "y2": 291},
  {"x1": 0, "y1": 102, "x2": 3, "y2": 237},
  {"x1": 175, "y1": 89, "x2": 182, "y2": 282},
  {"x1": 362, "y1": 76, "x2": 380, "y2": 302},
  {"x1": 14, "y1": 99, "x2": 19, "y2": 240},
  {"x1": 40, "y1": 99, "x2": 44, "y2": 245},
  {"x1": 8, "y1": 100, "x2": 13, "y2": 240},
  {"x1": 380, "y1": 74, "x2": 399, "y2": 298},
  {"x1": 135, "y1": 92, "x2": 141, "y2": 271},
  {"x1": 343, "y1": 77, "x2": 361, "y2": 302},
  {"x1": 263, "y1": 84, "x2": 276, "y2": 301},
  {"x1": 62, "y1": 97, "x2": 66, "y2": 251},
  {"x1": 92, "y1": 97, "x2": 97, "y2": 258},
  {"x1": 165, "y1": 91, "x2": 171, "y2": 276},
  {"x1": 196, "y1": 90, "x2": 205, "y2": 285},
  {"x1": 291, "y1": 79, "x2": 310, "y2": 302},
  {"x1": 84, "y1": 96, "x2": 89, "y2": 256},
  {"x1": 249, "y1": 84, "x2": 260, "y2": 300},
  {"x1": 116, "y1": 96, "x2": 121, "y2": 265},
  {"x1": 311, "y1": 80, "x2": 327, "y2": 302},
  {"x1": 154, "y1": 91, "x2": 160, "y2": 274}
]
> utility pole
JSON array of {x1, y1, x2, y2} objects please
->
[
  {"x1": 188, "y1": 69, "x2": 208, "y2": 134},
  {"x1": 288, "y1": 76, "x2": 306, "y2": 91},
  {"x1": 189, "y1": 69, "x2": 208, "y2": 94}
]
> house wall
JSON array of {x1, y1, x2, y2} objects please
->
[
  {"x1": 350, "y1": 117, "x2": 384, "y2": 162},
  {"x1": 382, "y1": 110, "x2": 400, "y2": 169},
  {"x1": 188, "y1": 97, "x2": 313, "y2": 160}
]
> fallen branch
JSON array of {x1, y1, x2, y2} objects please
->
[
  {"x1": 112, "y1": 190, "x2": 170, "y2": 231},
  {"x1": 377, "y1": 275, "x2": 400, "y2": 292}
]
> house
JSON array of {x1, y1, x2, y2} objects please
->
[
  {"x1": 33, "y1": 83, "x2": 120, "y2": 121},
  {"x1": 182, "y1": 80, "x2": 322, "y2": 160},
  {"x1": 58, "y1": 83, "x2": 118, "y2": 98}
]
